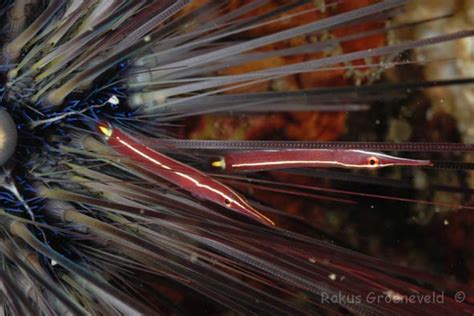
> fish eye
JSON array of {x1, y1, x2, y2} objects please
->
[
  {"x1": 367, "y1": 156, "x2": 379, "y2": 167},
  {"x1": 224, "y1": 198, "x2": 232, "y2": 207}
]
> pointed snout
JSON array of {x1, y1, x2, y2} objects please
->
[{"x1": 382, "y1": 156, "x2": 433, "y2": 167}]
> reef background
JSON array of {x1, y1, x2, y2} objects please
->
[{"x1": 183, "y1": 0, "x2": 474, "y2": 304}]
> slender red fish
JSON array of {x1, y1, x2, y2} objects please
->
[
  {"x1": 212, "y1": 149, "x2": 433, "y2": 172},
  {"x1": 96, "y1": 122, "x2": 274, "y2": 226}
]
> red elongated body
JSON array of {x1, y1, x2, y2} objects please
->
[
  {"x1": 97, "y1": 122, "x2": 274, "y2": 226},
  {"x1": 213, "y1": 149, "x2": 433, "y2": 172}
]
